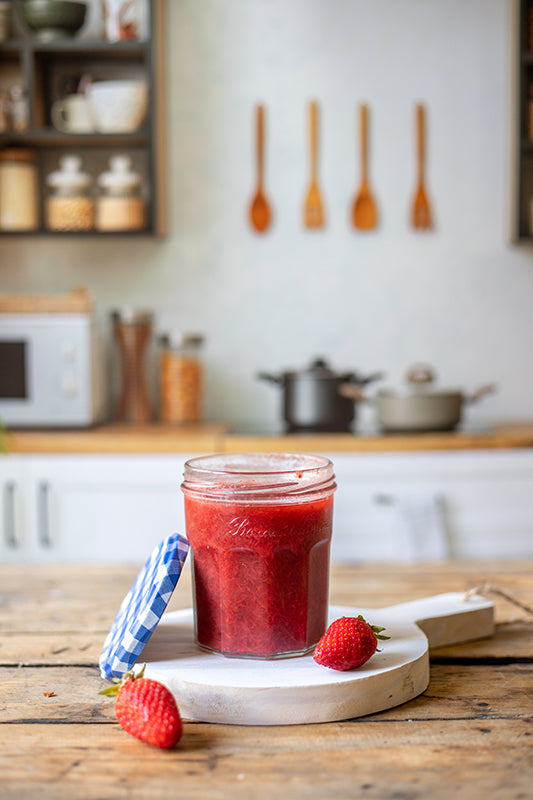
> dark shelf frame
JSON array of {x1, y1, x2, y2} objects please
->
[
  {"x1": 514, "y1": 0, "x2": 533, "y2": 240},
  {"x1": 0, "y1": 0, "x2": 166, "y2": 237}
]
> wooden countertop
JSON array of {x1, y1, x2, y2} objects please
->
[
  {"x1": 1, "y1": 560, "x2": 531, "y2": 799},
  {"x1": 3, "y1": 422, "x2": 229, "y2": 454},
  {"x1": 5, "y1": 421, "x2": 533, "y2": 454}
]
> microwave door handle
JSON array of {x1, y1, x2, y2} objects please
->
[
  {"x1": 38, "y1": 480, "x2": 52, "y2": 548},
  {"x1": 3, "y1": 481, "x2": 18, "y2": 548}
]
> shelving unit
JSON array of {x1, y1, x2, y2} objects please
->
[
  {"x1": 512, "y1": 0, "x2": 533, "y2": 240},
  {"x1": 0, "y1": 0, "x2": 166, "y2": 236}
]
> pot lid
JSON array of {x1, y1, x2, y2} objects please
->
[
  {"x1": 288, "y1": 358, "x2": 354, "y2": 381},
  {"x1": 380, "y1": 364, "x2": 460, "y2": 398}
]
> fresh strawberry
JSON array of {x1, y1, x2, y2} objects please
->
[
  {"x1": 100, "y1": 665, "x2": 182, "y2": 749},
  {"x1": 313, "y1": 615, "x2": 390, "y2": 671}
]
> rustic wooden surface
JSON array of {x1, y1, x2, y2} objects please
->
[
  {"x1": 0, "y1": 560, "x2": 531, "y2": 800},
  {"x1": 5, "y1": 422, "x2": 533, "y2": 454}
]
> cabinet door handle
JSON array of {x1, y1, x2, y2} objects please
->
[
  {"x1": 374, "y1": 493, "x2": 395, "y2": 506},
  {"x1": 3, "y1": 481, "x2": 18, "y2": 548},
  {"x1": 38, "y1": 480, "x2": 52, "y2": 548}
]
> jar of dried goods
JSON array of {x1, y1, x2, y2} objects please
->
[
  {"x1": 45, "y1": 155, "x2": 94, "y2": 232},
  {"x1": 159, "y1": 333, "x2": 204, "y2": 424},
  {"x1": 0, "y1": 148, "x2": 39, "y2": 231},
  {"x1": 96, "y1": 155, "x2": 146, "y2": 231}
]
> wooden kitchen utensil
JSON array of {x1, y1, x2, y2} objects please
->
[
  {"x1": 352, "y1": 103, "x2": 378, "y2": 230},
  {"x1": 141, "y1": 592, "x2": 493, "y2": 726},
  {"x1": 411, "y1": 103, "x2": 433, "y2": 229},
  {"x1": 249, "y1": 104, "x2": 272, "y2": 233},
  {"x1": 303, "y1": 100, "x2": 325, "y2": 229}
]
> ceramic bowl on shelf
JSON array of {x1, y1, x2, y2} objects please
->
[
  {"x1": 21, "y1": 0, "x2": 87, "y2": 41},
  {"x1": 87, "y1": 80, "x2": 149, "y2": 133}
]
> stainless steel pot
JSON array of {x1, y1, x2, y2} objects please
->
[
  {"x1": 258, "y1": 357, "x2": 384, "y2": 433},
  {"x1": 341, "y1": 364, "x2": 496, "y2": 433}
]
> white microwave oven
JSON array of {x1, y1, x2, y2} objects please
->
[{"x1": 0, "y1": 313, "x2": 107, "y2": 428}]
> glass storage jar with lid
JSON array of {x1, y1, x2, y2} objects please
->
[
  {"x1": 159, "y1": 333, "x2": 204, "y2": 424},
  {"x1": 96, "y1": 154, "x2": 146, "y2": 231},
  {"x1": 0, "y1": 148, "x2": 39, "y2": 231},
  {"x1": 45, "y1": 155, "x2": 94, "y2": 231}
]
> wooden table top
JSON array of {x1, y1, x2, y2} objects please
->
[{"x1": 1, "y1": 560, "x2": 531, "y2": 800}]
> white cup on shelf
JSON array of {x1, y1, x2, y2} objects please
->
[{"x1": 51, "y1": 95, "x2": 95, "y2": 134}]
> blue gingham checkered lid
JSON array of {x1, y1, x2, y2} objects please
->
[{"x1": 99, "y1": 533, "x2": 190, "y2": 681}]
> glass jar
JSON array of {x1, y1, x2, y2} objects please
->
[
  {"x1": 96, "y1": 154, "x2": 146, "y2": 231},
  {"x1": 9, "y1": 85, "x2": 28, "y2": 132},
  {"x1": 0, "y1": 148, "x2": 38, "y2": 231},
  {"x1": 159, "y1": 333, "x2": 204, "y2": 424},
  {"x1": 45, "y1": 155, "x2": 94, "y2": 232},
  {"x1": 181, "y1": 453, "x2": 336, "y2": 659}
]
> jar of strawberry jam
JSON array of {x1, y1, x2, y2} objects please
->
[{"x1": 181, "y1": 453, "x2": 336, "y2": 659}]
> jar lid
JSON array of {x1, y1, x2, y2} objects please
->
[
  {"x1": 46, "y1": 155, "x2": 91, "y2": 191},
  {"x1": 99, "y1": 533, "x2": 190, "y2": 681},
  {"x1": 0, "y1": 148, "x2": 35, "y2": 163},
  {"x1": 98, "y1": 155, "x2": 142, "y2": 193},
  {"x1": 159, "y1": 332, "x2": 204, "y2": 349},
  {"x1": 111, "y1": 307, "x2": 153, "y2": 325}
]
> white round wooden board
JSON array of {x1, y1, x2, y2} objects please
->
[{"x1": 140, "y1": 592, "x2": 494, "y2": 726}]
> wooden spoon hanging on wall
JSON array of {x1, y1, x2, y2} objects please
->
[
  {"x1": 411, "y1": 103, "x2": 433, "y2": 229},
  {"x1": 352, "y1": 103, "x2": 378, "y2": 230},
  {"x1": 249, "y1": 104, "x2": 272, "y2": 233},
  {"x1": 303, "y1": 100, "x2": 325, "y2": 229}
]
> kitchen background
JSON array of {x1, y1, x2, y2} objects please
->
[{"x1": 0, "y1": 0, "x2": 531, "y2": 433}]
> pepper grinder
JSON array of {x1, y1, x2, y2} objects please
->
[{"x1": 112, "y1": 309, "x2": 153, "y2": 424}]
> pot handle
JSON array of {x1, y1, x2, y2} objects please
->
[
  {"x1": 257, "y1": 371, "x2": 283, "y2": 385},
  {"x1": 338, "y1": 383, "x2": 368, "y2": 401},
  {"x1": 357, "y1": 371, "x2": 385, "y2": 386},
  {"x1": 465, "y1": 383, "x2": 497, "y2": 403}
]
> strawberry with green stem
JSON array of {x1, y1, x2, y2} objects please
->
[
  {"x1": 100, "y1": 665, "x2": 182, "y2": 749},
  {"x1": 313, "y1": 615, "x2": 390, "y2": 671}
]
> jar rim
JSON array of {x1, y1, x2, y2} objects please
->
[{"x1": 181, "y1": 452, "x2": 336, "y2": 501}]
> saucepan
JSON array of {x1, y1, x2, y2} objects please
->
[
  {"x1": 340, "y1": 363, "x2": 496, "y2": 433},
  {"x1": 258, "y1": 357, "x2": 384, "y2": 433}
]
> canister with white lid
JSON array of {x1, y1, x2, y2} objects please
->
[
  {"x1": 96, "y1": 154, "x2": 146, "y2": 231},
  {"x1": 46, "y1": 154, "x2": 94, "y2": 231}
]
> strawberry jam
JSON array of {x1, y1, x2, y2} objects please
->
[{"x1": 181, "y1": 453, "x2": 336, "y2": 658}]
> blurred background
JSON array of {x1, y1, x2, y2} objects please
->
[{"x1": 0, "y1": 0, "x2": 529, "y2": 434}]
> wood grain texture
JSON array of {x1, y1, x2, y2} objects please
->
[
  {"x1": 5, "y1": 423, "x2": 228, "y2": 454},
  {"x1": 6, "y1": 423, "x2": 533, "y2": 454},
  {"x1": 0, "y1": 562, "x2": 531, "y2": 799},
  {"x1": 0, "y1": 720, "x2": 530, "y2": 800},
  {"x1": 2, "y1": 663, "x2": 531, "y2": 723}
]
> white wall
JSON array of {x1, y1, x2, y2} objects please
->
[{"x1": 1, "y1": 0, "x2": 532, "y2": 433}]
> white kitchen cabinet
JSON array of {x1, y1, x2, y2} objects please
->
[
  {"x1": 1, "y1": 449, "x2": 533, "y2": 564},
  {"x1": 0, "y1": 454, "x2": 193, "y2": 564},
  {"x1": 0, "y1": 455, "x2": 31, "y2": 561},
  {"x1": 325, "y1": 450, "x2": 533, "y2": 562}
]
